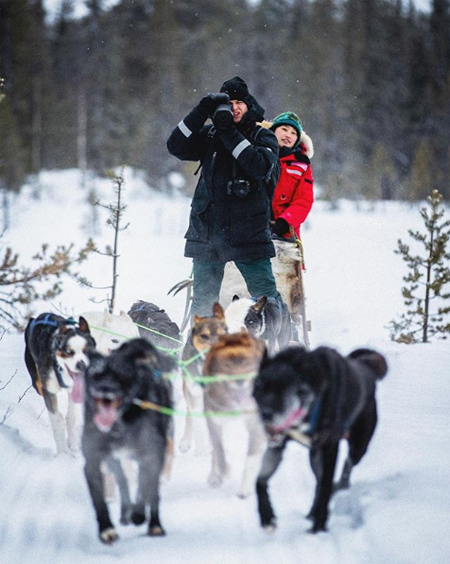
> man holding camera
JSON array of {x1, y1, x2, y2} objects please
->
[{"x1": 167, "y1": 76, "x2": 282, "y2": 317}]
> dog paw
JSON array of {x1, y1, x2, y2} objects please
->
[
  {"x1": 148, "y1": 525, "x2": 166, "y2": 537},
  {"x1": 100, "y1": 527, "x2": 119, "y2": 544},
  {"x1": 333, "y1": 478, "x2": 350, "y2": 492},
  {"x1": 178, "y1": 439, "x2": 191, "y2": 453},
  {"x1": 207, "y1": 473, "x2": 223, "y2": 489},
  {"x1": 120, "y1": 507, "x2": 132, "y2": 525},
  {"x1": 236, "y1": 486, "x2": 252, "y2": 499},
  {"x1": 308, "y1": 522, "x2": 327, "y2": 534},
  {"x1": 262, "y1": 520, "x2": 277, "y2": 533},
  {"x1": 131, "y1": 508, "x2": 146, "y2": 526}
]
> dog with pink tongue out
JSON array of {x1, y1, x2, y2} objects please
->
[
  {"x1": 82, "y1": 338, "x2": 175, "y2": 544},
  {"x1": 24, "y1": 313, "x2": 96, "y2": 455}
]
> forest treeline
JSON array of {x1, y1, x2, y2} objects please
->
[{"x1": 0, "y1": 0, "x2": 449, "y2": 200}]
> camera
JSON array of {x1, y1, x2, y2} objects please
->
[
  {"x1": 213, "y1": 102, "x2": 233, "y2": 130},
  {"x1": 227, "y1": 179, "x2": 251, "y2": 198}
]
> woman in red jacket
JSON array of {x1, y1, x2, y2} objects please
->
[{"x1": 269, "y1": 112, "x2": 314, "y2": 241}]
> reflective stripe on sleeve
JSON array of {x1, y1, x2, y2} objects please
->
[
  {"x1": 178, "y1": 120, "x2": 192, "y2": 138},
  {"x1": 232, "y1": 139, "x2": 251, "y2": 159},
  {"x1": 286, "y1": 168, "x2": 304, "y2": 177}
]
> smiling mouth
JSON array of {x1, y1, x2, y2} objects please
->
[
  {"x1": 91, "y1": 393, "x2": 122, "y2": 433},
  {"x1": 265, "y1": 407, "x2": 308, "y2": 434}
]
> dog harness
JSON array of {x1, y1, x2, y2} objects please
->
[
  {"x1": 284, "y1": 397, "x2": 323, "y2": 448},
  {"x1": 29, "y1": 314, "x2": 77, "y2": 336},
  {"x1": 29, "y1": 315, "x2": 78, "y2": 390}
]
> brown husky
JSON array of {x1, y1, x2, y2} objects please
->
[
  {"x1": 202, "y1": 331, "x2": 267, "y2": 498},
  {"x1": 178, "y1": 303, "x2": 228, "y2": 455}
]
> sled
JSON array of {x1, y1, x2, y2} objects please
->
[
  {"x1": 289, "y1": 238, "x2": 311, "y2": 349},
  {"x1": 168, "y1": 234, "x2": 311, "y2": 348},
  {"x1": 270, "y1": 231, "x2": 311, "y2": 349}
]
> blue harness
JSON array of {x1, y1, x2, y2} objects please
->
[{"x1": 29, "y1": 315, "x2": 78, "y2": 389}]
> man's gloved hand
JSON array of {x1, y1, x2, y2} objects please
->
[
  {"x1": 271, "y1": 218, "x2": 290, "y2": 237},
  {"x1": 198, "y1": 92, "x2": 230, "y2": 118}
]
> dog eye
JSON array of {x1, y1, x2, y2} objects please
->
[
  {"x1": 199, "y1": 333, "x2": 209, "y2": 341},
  {"x1": 65, "y1": 348, "x2": 73, "y2": 356},
  {"x1": 111, "y1": 339, "x2": 119, "y2": 344}
]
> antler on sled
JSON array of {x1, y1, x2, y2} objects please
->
[{"x1": 168, "y1": 278, "x2": 193, "y2": 333}]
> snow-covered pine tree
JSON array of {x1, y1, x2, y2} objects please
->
[
  {"x1": 0, "y1": 239, "x2": 95, "y2": 331},
  {"x1": 389, "y1": 189, "x2": 450, "y2": 343}
]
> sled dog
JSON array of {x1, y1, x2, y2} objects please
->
[
  {"x1": 128, "y1": 300, "x2": 182, "y2": 353},
  {"x1": 24, "y1": 313, "x2": 96, "y2": 455},
  {"x1": 179, "y1": 303, "x2": 228, "y2": 455},
  {"x1": 253, "y1": 346, "x2": 388, "y2": 532},
  {"x1": 81, "y1": 309, "x2": 139, "y2": 354},
  {"x1": 82, "y1": 338, "x2": 175, "y2": 544},
  {"x1": 203, "y1": 331, "x2": 267, "y2": 498},
  {"x1": 220, "y1": 239, "x2": 303, "y2": 313},
  {"x1": 225, "y1": 295, "x2": 291, "y2": 355}
]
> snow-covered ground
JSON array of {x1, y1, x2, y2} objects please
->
[{"x1": 1, "y1": 169, "x2": 449, "y2": 564}]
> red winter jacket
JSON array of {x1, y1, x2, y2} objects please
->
[{"x1": 271, "y1": 141, "x2": 314, "y2": 240}]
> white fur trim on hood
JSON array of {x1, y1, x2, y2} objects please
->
[{"x1": 300, "y1": 131, "x2": 314, "y2": 159}]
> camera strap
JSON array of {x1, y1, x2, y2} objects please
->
[{"x1": 193, "y1": 126, "x2": 219, "y2": 176}]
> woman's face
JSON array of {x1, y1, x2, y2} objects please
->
[{"x1": 274, "y1": 124, "x2": 299, "y2": 148}]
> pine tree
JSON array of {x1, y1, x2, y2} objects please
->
[
  {"x1": 85, "y1": 168, "x2": 128, "y2": 313},
  {"x1": 0, "y1": 238, "x2": 95, "y2": 330},
  {"x1": 389, "y1": 189, "x2": 450, "y2": 343}
]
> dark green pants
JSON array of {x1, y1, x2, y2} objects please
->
[{"x1": 191, "y1": 258, "x2": 281, "y2": 317}]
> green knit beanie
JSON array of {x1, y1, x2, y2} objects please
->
[{"x1": 270, "y1": 112, "x2": 303, "y2": 140}]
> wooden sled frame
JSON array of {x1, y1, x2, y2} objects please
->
[{"x1": 168, "y1": 236, "x2": 311, "y2": 348}]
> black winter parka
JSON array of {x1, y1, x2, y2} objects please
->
[{"x1": 167, "y1": 97, "x2": 279, "y2": 262}]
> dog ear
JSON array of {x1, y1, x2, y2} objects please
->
[
  {"x1": 213, "y1": 302, "x2": 225, "y2": 320},
  {"x1": 252, "y1": 296, "x2": 267, "y2": 313},
  {"x1": 136, "y1": 351, "x2": 176, "y2": 374},
  {"x1": 123, "y1": 338, "x2": 176, "y2": 374},
  {"x1": 78, "y1": 316, "x2": 91, "y2": 334},
  {"x1": 348, "y1": 348, "x2": 388, "y2": 379},
  {"x1": 291, "y1": 347, "x2": 330, "y2": 393}
]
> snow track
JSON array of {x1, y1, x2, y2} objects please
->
[{"x1": 1, "y1": 179, "x2": 450, "y2": 563}]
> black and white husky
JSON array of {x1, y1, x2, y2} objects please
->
[
  {"x1": 225, "y1": 296, "x2": 291, "y2": 355},
  {"x1": 24, "y1": 313, "x2": 96, "y2": 455}
]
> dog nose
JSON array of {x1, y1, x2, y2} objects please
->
[
  {"x1": 259, "y1": 407, "x2": 273, "y2": 422},
  {"x1": 76, "y1": 359, "x2": 87, "y2": 372}
]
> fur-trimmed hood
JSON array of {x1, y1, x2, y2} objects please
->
[{"x1": 259, "y1": 120, "x2": 314, "y2": 159}]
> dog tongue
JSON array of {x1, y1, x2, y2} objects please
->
[
  {"x1": 94, "y1": 405, "x2": 118, "y2": 433},
  {"x1": 70, "y1": 375, "x2": 84, "y2": 404}
]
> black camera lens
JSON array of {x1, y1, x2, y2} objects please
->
[{"x1": 213, "y1": 103, "x2": 233, "y2": 129}]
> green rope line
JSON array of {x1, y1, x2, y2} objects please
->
[
  {"x1": 88, "y1": 323, "x2": 183, "y2": 357},
  {"x1": 164, "y1": 370, "x2": 256, "y2": 384},
  {"x1": 133, "y1": 322, "x2": 184, "y2": 344},
  {"x1": 133, "y1": 399, "x2": 256, "y2": 418},
  {"x1": 89, "y1": 323, "x2": 256, "y2": 383}
]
